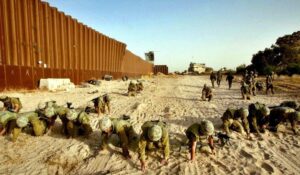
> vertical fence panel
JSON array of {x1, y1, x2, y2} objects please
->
[
  {"x1": 100, "y1": 34, "x2": 104, "y2": 71},
  {"x1": 2, "y1": 0, "x2": 11, "y2": 65}
]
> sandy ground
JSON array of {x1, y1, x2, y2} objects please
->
[{"x1": 1, "y1": 75, "x2": 300, "y2": 175}]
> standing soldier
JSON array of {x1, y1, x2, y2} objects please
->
[
  {"x1": 99, "y1": 117, "x2": 137, "y2": 159},
  {"x1": 269, "y1": 107, "x2": 300, "y2": 134},
  {"x1": 248, "y1": 102, "x2": 270, "y2": 135},
  {"x1": 216, "y1": 71, "x2": 222, "y2": 87},
  {"x1": 221, "y1": 108, "x2": 248, "y2": 136},
  {"x1": 226, "y1": 72, "x2": 234, "y2": 89},
  {"x1": 251, "y1": 72, "x2": 257, "y2": 96},
  {"x1": 266, "y1": 75, "x2": 274, "y2": 94},
  {"x1": 185, "y1": 120, "x2": 215, "y2": 161},
  {"x1": 0, "y1": 96, "x2": 22, "y2": 113},
  {"x1": 128, "y1": 81, "x2": 138, "y2": 96},
  {"x1": 138, "y1": 120, "x2": 169, "y2": 171},
  {"x1": 241, "y1": 81, "x2": 251, "y2": 100},
  {"x1": 201, "y1": 84, "x2": 213, "y2": 102},
  {"x1": 210, "y1": 72, "x2": 217, "y2": 88}
]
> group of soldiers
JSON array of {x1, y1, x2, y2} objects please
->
[
  {"x1": 205, "y1": 70, "x2": 275, "y2": 101},
  {"x1": 1, "y1": 76, "x2": 299, "y2": 172},
  {"x1": 0, "y1": 94, "x2": 112, "y2": 141},
  {"x1": 127, "y1": 80, "x2": 144, "y2": 96},
  {"x1": 221, "y1": 101, "x2": 300, "y2": 139}
]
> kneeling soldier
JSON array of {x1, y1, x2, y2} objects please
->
[
  {"x1": 0, "y1": 96, "x2": 22, "y2": 113},
  {"x1": 221, "y1": 108, "x2": 249, "y2": 136},
  {"x1": 248, "y1": 102, "x2": 270, "y2": 135},
  {"x1": 269, "y1": 107, "x2": 300, "y2": 134},
  {"x1": 185, "y1": 120, "x2": 215, "y2": 161},
  {"x1": 65, "y1": 109, "x2": 92, "y2": 138},
  {"x1": 201, "y1": 84, "x2": 213, "y2": 101},
  {"x1": 138, "y1": 120, "x2": 169, "y2": 171},
  {"x1": 99, "y1": 117, "x2": 136, "y2": 159}
]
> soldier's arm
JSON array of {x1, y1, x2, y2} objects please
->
[
  {"x1": 118, "y1": 128, "x2": 129, "y2": 149},
  {"x1": 251, "y1": 115, "x2": 260, "y2": 134},
  {"x1": 242, "y1": 117, "x2": 250, "y2": 135},
  {"x1": 99, "y1": 133, "x2": 109, "y2": 150},
  {"x1": 208, "y1": 135, "x2": 215, "y2": 154},
  {"x1": 138, "y1": 135, "x2": 147, "y2": 171},
  {"x1": 0, "y1": 126, "x2": 6, "y2": 135},
  {"x1": 223, "y1": 119, "x2": 231, "y2": 135},
  {"x1": 162, "y1": 132, "x2": 170, "y2": 160}
]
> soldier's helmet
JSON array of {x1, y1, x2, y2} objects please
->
[
  {"x1": 16, "y1": 115, "x2": 29, "y2": 128},
  {"x1": 203, "y1": 84, "x2": 207, "y2": 88},
  {"x1": 239, "y1": 108, "x2": 249, "y2": 118},
  {"x1": 261, "y1": 106, "x2": 270, "y2": 116},
  {"x1": 38, "y1": 102, "x2": 46, "y2": 110},
  {"x1": 0, "y1": 95, "x2": 8, "y2": 100},
  {"x1": 99, "y1": 117, "x2": 112, "y2": 132},
  {"x1": 45, "y1": 107, "x2": 56, "y2": 118},
  {"x1": 103, "y1": 94, "x2": 111, "y2": 102},
  {"x1": 200, "y1": 120, "x2": 214, "y2": 135},
  {"x1": 87, "y1": 101, "x2": 94, "y2": 108},
  {"x1": 148, "y1": 125, "x2": 162, "y2": 142},
  {"x1": 66, "y1": 109, "x2": 78, "y2": 121}
]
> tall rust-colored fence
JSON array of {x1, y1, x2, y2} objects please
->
[
  {"x1": 0, "y1": 0, "x2": 153, "y2": 90},
  {"x1": 154, "y1": 65, "x2": 169, "y2": 75},
  {"x1": 121, "y1": 50, "x2": 153, "y2": 77}
]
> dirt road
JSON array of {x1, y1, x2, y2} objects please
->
[{"x1": 1, "y1": 75, "x2": 299, "y2": 175}]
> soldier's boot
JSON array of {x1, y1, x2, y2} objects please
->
[{"x1": 246, "y1": 94, "x2": 251, "y2": 100}]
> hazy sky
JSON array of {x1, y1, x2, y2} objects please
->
[{"x1": 44, "y1": 0, "x2": 300, "y2": 72}]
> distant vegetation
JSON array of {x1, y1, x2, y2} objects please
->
[{"x1": 237, "y1": 31, "x2": 300, "y2": 75}]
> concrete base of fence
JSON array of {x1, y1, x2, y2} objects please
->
[{"x1": 39, "y1": 78, "x2": 75, "y2": 91}]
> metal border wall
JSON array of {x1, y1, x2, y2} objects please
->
[
  {"x1": 0, "y1": 0, "x2": 153, "y2": 90},
  {"x1": 154, "y1": 65, "x2": 168, "y2": 75}
]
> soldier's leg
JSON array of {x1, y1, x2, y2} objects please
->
[
  {"x1": 32, "y1": 120, "x2": 47, "y2": 136},
  {"x1": 289, "y1": 117, "x2": 297, "y2": 134},
  {"x1": 12, "y1": 127, "x2": 22, "y2": 142},
  {"x1": 252, "y1": 86, "x2": 256, "y2": 96},
  {"x1": 81, "y1": 124, "x2": 92, "y2": 136},
  {"x1": 207, "y1": 94, "x2": 212, "y2": 102},
  {"x1": 271, "y1": 85, "x2": 275, "y2": 94}
]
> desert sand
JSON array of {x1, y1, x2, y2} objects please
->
[{"x1": 1, "y1": 75, "x2": 300, "y2": 175}]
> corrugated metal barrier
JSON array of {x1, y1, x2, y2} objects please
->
[
  {"x1": 154, "y1": 65, "x2": 169, "y2": 75},
  {"x1": 0, "y1": 0, "x2": 153, "y2": 90}
]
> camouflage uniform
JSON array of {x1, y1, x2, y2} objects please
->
[
  {"x1": 216, "y1": 71, "x2": 222, "y2": 87},
  {"x1": 240, "y1": 81, "x2": 251, "y2": 100},
  {"x1": 136, "y1": 81, "x2": 144, "y2": 93},
  {"x1": 11, "y1": 112, "x2": 47, "y2": 141},
  {"x1": 266, "y1": 75, "x2": 274, "y2": 94},
  {"x1": 202, "y1": 85, "x2": 213, "y2": 101},
  {"x1": 92, "y1": 95, "x2": 111, "y2": 114},
  {"x1": 53, "y1": 106, "x2": 69, "y2": 135},
  {"x1": 210, "y1": 72, "x2": 217, "y2": 88},
  {"x1": 185, "y1": 120, "x2": 215, "y2": 160},
  {"x1": 221, "y1": 108, "x2": 248, "y2": 135},
  {"x1": 269, "y1": 107, "x2": 299, "y2": 134},
  {"x1": 128, "y1": 81, "x2": 138, "y2": 96},
  {"x1": 100, "y1": 118, "x2": 137, "y2": 153},
  {"x1": 0, "y1": 96, "x2": 22, "y2": 113},
  {"x1": 248, "y1": 103, "x2": 270, "y2": 134},
  {"x1": 66, "y1": 111, "x2": 92, "y2": 138},
  {"x1": 0, "y1": 111, "x2": 17, "y2": 136},
  {"x1": 280, "y1": 101, "x2": 298, "y2": 109},
  {"x1": 226, "y1": 74, "x2": 234, "y2": 89},
  {"x1": 138, "y1": 121, "x2": 170, "y2": 163}
]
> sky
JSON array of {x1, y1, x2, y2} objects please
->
[{"x1": 44, "y1": 0, "x2": 300, "y2": 72}]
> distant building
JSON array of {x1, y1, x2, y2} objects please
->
[{"x1": 188, "y1": 62, "x2": 206, "y2": 74}]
